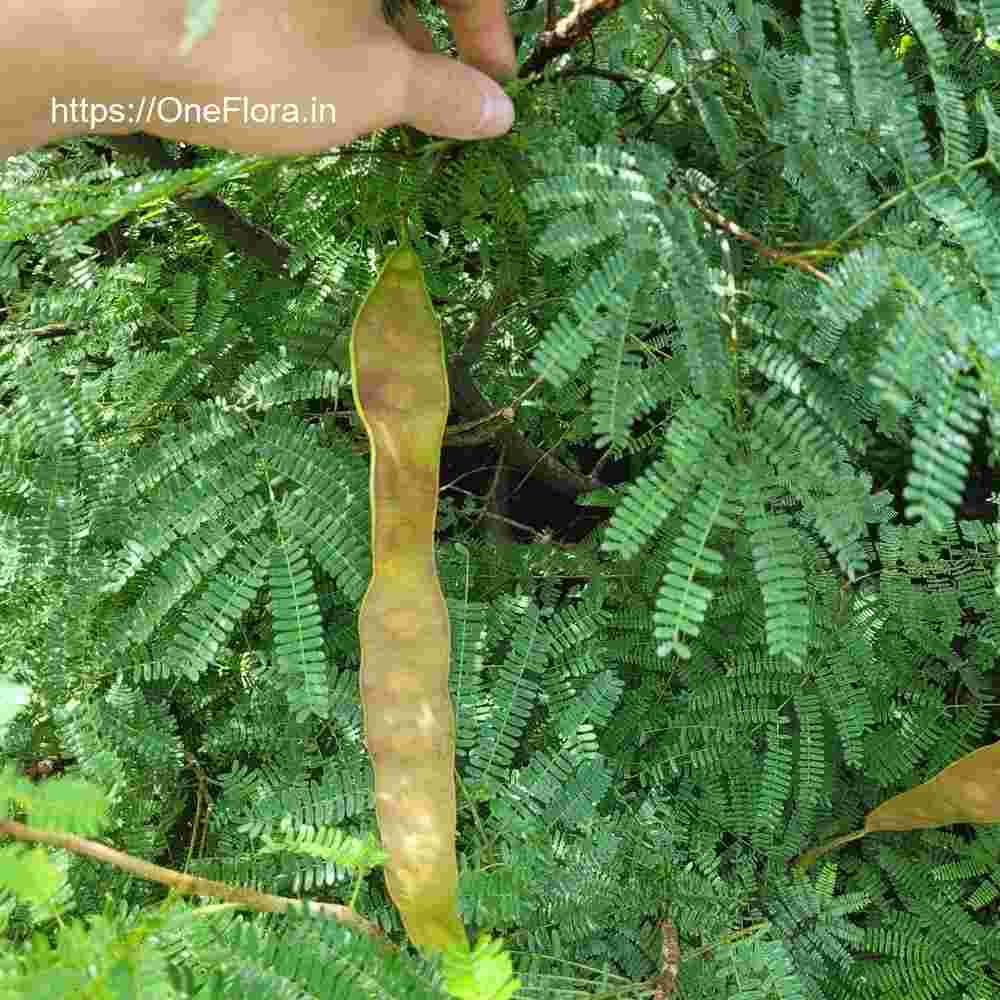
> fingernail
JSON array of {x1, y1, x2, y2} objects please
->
[{"x1": 476, "y1": 89, "x2": 514, "y2": 137}]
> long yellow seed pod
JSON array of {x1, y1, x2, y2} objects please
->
[{"x1": 349, "y1": 245, "x2": 467, "y2": 955}]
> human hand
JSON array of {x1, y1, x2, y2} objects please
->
[{"x1": 1, "y1": 0, "x2": 516, "y2": 159}]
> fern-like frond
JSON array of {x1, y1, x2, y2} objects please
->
[
  {"x1": 654, "y1": 468, "x2": 740, "y2": 660},
  {"x1": 466, "y1": 599, "x2": 547, "y2": 790},
  {"x1": 269, "y1": 538, "x2": 330, "y2": 721},
  {"x1": 602, "y1": 398, "x2": 727, "y2": 559},
  {"x1": 903, "y1": 373, "x2": 982, "y2": 530}
]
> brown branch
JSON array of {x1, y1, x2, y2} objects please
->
[
  {"x1": 686, "y1": 191, "x2": 834, "y2": 287},
  {"x1": 545, "y1": 0, "x2": 559, "y2": 31},
  {"x1": 105, "y1": 135, "x2": 293, "y2": 273},
  {"x1": 647, "y1": 34, "x2": 670, "y2": 76},
  {"x1": 519, "y1": 0, "x2": 628, "y2": 78},
  {"x1": 102, "y1": 133, "x2": 602, "y2": 498},
  {"x1": 446, "y1": 357, "x2": 602, "y2": 498},
  {"x1": 459, "y1": 282, "x2": 509, "y2": 369},
  {"x1": 0, "y1": 817, "x2": 389, "y2": 946},
  {"x1": 553, "y1": 66, "x2": 639, "y2": 91},
  {"x1": 2, "y1": 323, "x2": 77, "y2": 340},
  {"x1": 446, "y1": 484, "x2": 547, "y2": 538},
  {"x1": 651, "y1": 920, "x2": 680, "y2": 1000}
]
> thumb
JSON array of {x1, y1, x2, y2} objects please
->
[{"x1": 402, "y1": 51, "x2": 514, "y2": 140}]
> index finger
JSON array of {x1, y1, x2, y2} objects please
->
[{"x1": 436, "y1": 0, "x2": 516, "y2": 81}]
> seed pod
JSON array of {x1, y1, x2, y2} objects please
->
[{"x1": 350, "y1": 245, "x2": 466, "y2": 955}]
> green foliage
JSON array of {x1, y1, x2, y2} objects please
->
[
  {"x1": 441, "y1": 934, "x2": 522, "y2": 1000},
  {"x1": 1, "y1": 0, "x2": 1000, "y2": 995}
]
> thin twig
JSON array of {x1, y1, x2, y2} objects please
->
[
  {"x1": 446, "y1": 484, "x2": 542, "y2": 538},
  {"x1": 2, "y1": 323, "x2": 76, "y2": 340},
  {"x1": 519, "y1": 0, "x2": 628, "y2": 77},
  {"x1": 553, "y1": 66, "x2": 639, "y2": 91},
  {"x1": 686, "y1": 191, "x2": 834, "y2": 286},
  {"x1": 647, "y1": 34, "x2": 670, "y2": 75},
  {"x1": 0, "y1": 817, "x2": 388, "y2": 946}
]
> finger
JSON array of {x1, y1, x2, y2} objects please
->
[
  {"x1": 402, "y1": 47, "x2": 514, "y2": 139},
  {"x1": 393, "y1": 1, "x2": 437, "y2": 52},
  {"x1": 435, "y1": 0, "x2": 516, "y2": 81}
]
